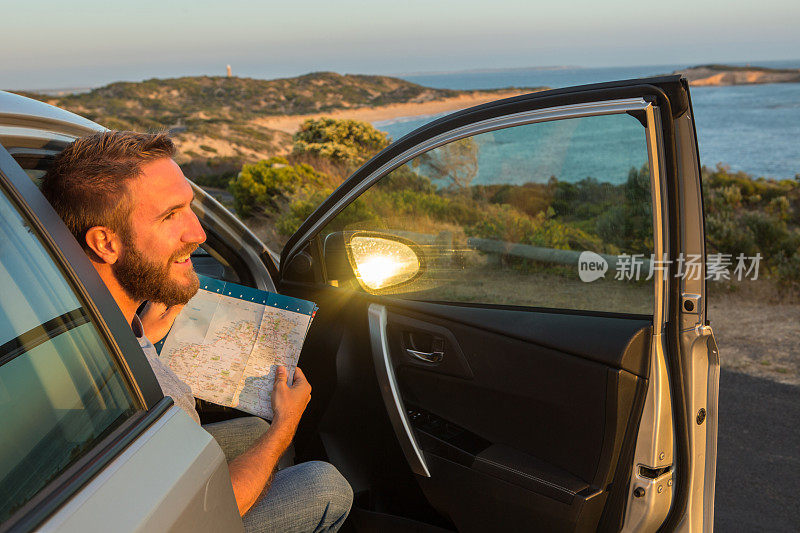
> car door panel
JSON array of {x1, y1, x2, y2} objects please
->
[
  {"x1": 381, "y1": 302, "x2": 648, "y2": 532},
  {"x1": 39, "y1": 405, "x2": 243, "y2": 533}
]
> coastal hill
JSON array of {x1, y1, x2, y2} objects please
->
[
  {"x1": 17, "y1": 73, "x2": 531, "y2": 169},
  {"x1": 675, "y1": 64, "x2": 800, "y2": 86}
]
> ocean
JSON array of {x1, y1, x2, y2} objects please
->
[{"x1": 374, "y1": 61, "x2": 800, "y2": 181}]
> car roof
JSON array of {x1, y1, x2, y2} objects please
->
[{"x1": 0, "y1": 90, "x2": 103, "y2": 140}]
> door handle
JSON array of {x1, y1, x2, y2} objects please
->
[{"x1": 407, "y1": 349, "x2": 443, "y2": 363}]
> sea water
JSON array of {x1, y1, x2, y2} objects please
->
[{"x1": 376, "y1": 61, "x2": 800, "y2": 181}]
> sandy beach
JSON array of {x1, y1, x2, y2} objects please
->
[
  {"x1": 251, "y1": 90, "x2": 530, "y2": 134},
  {"x1": 175, "y1": 90, "x2": 531, "y2": 161}
]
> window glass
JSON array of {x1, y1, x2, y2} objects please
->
[
  {"x1": 317, "y1": 112, "x2": 655, "y2": 314},
  {"x1": 0, "y1": 191, "x2": 139, "y2": 522},
  {"x1": 191, "y1": 244, "x2": 241, "y2": 283}
]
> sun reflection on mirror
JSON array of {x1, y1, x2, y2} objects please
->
[{"x1": 348, "y1": 235, "x2": 421, "y2": 291}]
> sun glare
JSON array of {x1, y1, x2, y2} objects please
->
[{"x1": 349, "y1": 235, "x2": 420, "y2": 291}]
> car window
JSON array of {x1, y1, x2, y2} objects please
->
[
  {"x1": 0, "y1": 190, "x2": 140, "y2": 523},
  {"x1": 8, "y1": 151, "x2": 56, "y2": 188},
  {"x1": 315, "y1": 111, "x2": 656, "y2": 315},
  {"x1": 191, "y1": 244, "x2": 241, "y2": 283}
]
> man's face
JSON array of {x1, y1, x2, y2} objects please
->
[{"x1": 111, "y1": 158, "x2": 206, "y2": 306}]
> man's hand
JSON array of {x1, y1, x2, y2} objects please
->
[
  {"x1": 139, "y1": 301, "x2": 184, "y2": 344},
  {"x1": 269, "y1": 366, "x2": 311, "y2": 449}
]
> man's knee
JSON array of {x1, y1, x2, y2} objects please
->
[
  {"x1": 242, "y1": 460, "x2": 353, "y2": 532},
  {"x1": 304, "y1": 461, "x2": 353, "y2": 525}
]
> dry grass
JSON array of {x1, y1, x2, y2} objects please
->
[{"x1": 708, "y1": 281, "x2": 800, "y2": 385}]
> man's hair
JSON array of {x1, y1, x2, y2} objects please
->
[{"x1": 41, "y1": 131, "x2": 175, "y2": 249}]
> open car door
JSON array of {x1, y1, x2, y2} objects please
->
[{"x1": 278, "y1": 76, "x2": 718, "y2": 532}]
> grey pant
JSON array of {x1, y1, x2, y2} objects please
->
[{"x1": 203, "y1": 417, "x2": 353, "y2": 533}]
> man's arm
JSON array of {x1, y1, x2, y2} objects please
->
[{"x1": 228, "y1": 366, "x2": 311, "y2": 516}]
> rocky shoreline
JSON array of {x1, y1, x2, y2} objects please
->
[{"x1": 675, "y1": 64, "x2": 800, "y2": 86}]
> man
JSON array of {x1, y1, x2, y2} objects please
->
[{"x1": 41, "y1": 131, "x2": 353, "y2": 532}]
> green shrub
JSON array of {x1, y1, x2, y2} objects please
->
[
  {"x1": 228, "y1": 157, "x2": 330, "y2": 217},
  {"x1": 767, "y1": 195, "x2": 791, "y2": 222},
  {"x1": 705, "y1": 211, "x2": 758, "y2": 259},
  {"x1": 276, "y1": 190, "x2": 333, "y2": 236},
  {"x1": 701, "y1": 165, "x2": 800, "y2": 281},
  {"x1": 381, "y1": 166, "x2": 437, "y2": 194},
  {"x1": 279, "y1": 193, "x2": 381, "y2": 237},
  {"x1": 775, "y1": 251, "x2": 800, "y2": 290},
  {"x1": 594, "y1": 166, "x2": 653, "y2": 254},
  {"x1": 742, "y1": 212, "x2": 792, "y2": 258},
  {"x1": 552, "y1": 176, "x2": 616, "y2": 220},
  {"x1": 292, "y1": 118, "x2": 390, "y2": 165}
]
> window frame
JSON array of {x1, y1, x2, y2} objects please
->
[{"x1": 0, "y1": 143, "x2": 172, "y2": 532}]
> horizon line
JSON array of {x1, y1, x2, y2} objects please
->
[{"x1": 12, "y1": 58, "x2": 800, "y2": 95}]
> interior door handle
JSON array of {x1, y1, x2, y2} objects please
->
[{"x1": 407, "y1": 349, "x2": 443, "y2": 363}]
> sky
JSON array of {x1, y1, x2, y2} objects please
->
[{"x1": 3, "y1": 0, "x2": 800, "y2": 90}]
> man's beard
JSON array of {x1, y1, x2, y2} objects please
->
[{"x1": 112, "y1": 242, "x2": 200, "y2": 307}]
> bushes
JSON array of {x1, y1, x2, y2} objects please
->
[
  {"x1": 292, "y1": 118, "x2": 390, "y2": 165},
  {"x1": 229, "y1": 118, "x2": 395, "y2": 243},
  {"x1": 705, "y1": 211, "x2": 759, "y2": 259},
  {"x1": 277, "y1": 194, "x2": 381, "y2": 237},
  {"x1": 552, "y1": 176, "x2": 617, "y2": 220},
  {"x1": 775, "y1": 251, "x2": 800, "y2": 290},
  {"x1": 702, "y1": 164, "x2": 800, "y2": 285},
  {"x1": 466, "y1": 205, "x2": 603, "y2": 252},
  {"x1": 275, "y1": 190, "x2": 333, "y2": 236},
  {"x1": 228, "y1": 157, "x2": 331, "y2": 217},
  {"x1": 594, "y1": 166, "x2": 653, "y2": 254}
]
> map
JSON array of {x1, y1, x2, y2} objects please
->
[{"x1": 158, "y1": 275, "x2": 317, "y2": 419}]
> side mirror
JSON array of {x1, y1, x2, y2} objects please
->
[{"x1": 323, "y1": 231, "x2": 424, "y2": 294}]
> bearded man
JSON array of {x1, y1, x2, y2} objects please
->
[{"x1": 41, "y1": 131, "x2": 352, "y2": 532}]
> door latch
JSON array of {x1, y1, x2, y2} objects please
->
[
  {"x1": 405, "y1": 335, "x2": 444, "y2": 363},
  {"x1": 406, "y1": 348, "x2": 443, "y2": 363}
]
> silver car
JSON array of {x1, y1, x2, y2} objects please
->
[{"x1": 0, "y1": 76, "x2": 718, "y2": 532}]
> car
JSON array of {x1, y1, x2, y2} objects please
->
[{"x1": 0, "y1": 75, "x2": 719, "y2": 532}]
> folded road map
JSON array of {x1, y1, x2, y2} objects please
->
[{"x1": 158, "y1": 275, "x2": 317, "y2": 419}]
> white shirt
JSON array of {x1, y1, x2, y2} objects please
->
[{"x1": 132, "y1": 314, "x2": 201, "y2": 424}]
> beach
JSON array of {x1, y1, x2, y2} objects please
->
[{"x1": 251, "y1": 90, "x2": 529, "y2": 134}]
